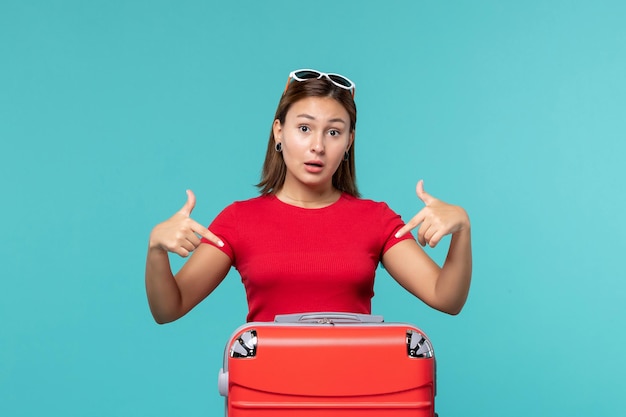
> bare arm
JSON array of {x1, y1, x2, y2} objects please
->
[
  {"x1": 383, "y1": 181, "x2": 472, "y2": 315},
  {"x1": 145, "y1": 190, "x2": 232, "y2": 324}
]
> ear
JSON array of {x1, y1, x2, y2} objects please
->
[
  {"x1": 272, "y1": 119, "x2": 283, "y2": 144},
  {"x1": 347, "y1": 129, "x2": 355, "y2": 151}
]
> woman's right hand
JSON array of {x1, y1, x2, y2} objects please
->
[{"x1": 149, "y1": 190, "x2": 224, "y2": 257}]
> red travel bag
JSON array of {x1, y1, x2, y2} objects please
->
[{"x1": 217, "y1": 312, "x2": 436, "y2": 416}]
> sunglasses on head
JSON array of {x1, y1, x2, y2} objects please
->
[{"x1": 285, "y1": 69, "x2": 356, "y2": 97}]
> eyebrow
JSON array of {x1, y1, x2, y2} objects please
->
[{"x1": 296, "y1": 113, "x2": 347, "y2": 125}]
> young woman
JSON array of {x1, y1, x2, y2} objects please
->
[{"x1": 145, "y1": 69, "x2": 472, "y2": 323}]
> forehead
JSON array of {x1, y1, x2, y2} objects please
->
[{"x1": 286, "y1": 97, "x2": 350, "y2": 122}]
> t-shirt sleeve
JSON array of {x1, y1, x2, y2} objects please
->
[
  {"x1": 379, "y1": 202, "x2": 415, "y2": 256},
  {"x1": 201, "y1": 203, "x2": 238, "y2": 262}
]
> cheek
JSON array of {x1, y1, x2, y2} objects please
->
[
  {"x1": 329, "y1": 138, "x2": 350, "y2": 156},
  {"x1": 283, "y1": 138, "x2": 307, "y2": 155},
  {"x1": 324, "y1": 146, "x2": 348, "y2": 171},
  {"x1": 281, "y1": 142, "x2": 306, "y2": 167}
]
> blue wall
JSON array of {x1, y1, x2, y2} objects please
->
[{"x1": 2, "y1": 1, "x2": 625, "y2": 415}]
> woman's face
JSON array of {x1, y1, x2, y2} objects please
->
[{"x1": 273, "y1": 96, "x2": 354, "y2": 193}]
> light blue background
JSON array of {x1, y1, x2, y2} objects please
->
[{"x1": 2, "y1": 1, "x2": 625, "y2": 416}]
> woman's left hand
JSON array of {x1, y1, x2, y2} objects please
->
[{"x1": 395, "y1": 180, "x2": 470, "y2": 248}]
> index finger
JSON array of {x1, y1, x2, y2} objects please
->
[
  {"x1": 394, "y1": 210, "x2": 426, "y2": 238},
  {"x1": 190, "y1": 220, "x2": 225, "y2": 247}
]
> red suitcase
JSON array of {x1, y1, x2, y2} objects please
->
[{"x1": 217, "y1": 312, "x2": 436, "y2": 416}]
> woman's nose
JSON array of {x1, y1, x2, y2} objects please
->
[{"x1": 311, "y1": 134, "x2": 325, "y2": 153}]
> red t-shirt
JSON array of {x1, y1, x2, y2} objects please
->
[{"x1": 203, "y1": 193, "x2": 413, "y2": 322}]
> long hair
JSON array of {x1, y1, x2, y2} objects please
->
[{"x1": 256, "y1": 78, "x2": 359, "y2": 197}]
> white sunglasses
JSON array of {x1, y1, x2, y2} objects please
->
[{"x1": 285, "y1": 69, "x2": 356, "y2": 97}]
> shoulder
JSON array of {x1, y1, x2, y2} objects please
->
[
  {"x1": 211, "y1": 195, "x2": 274, "y2": 225},
  {"x1": 211, "y1": 195, "x2": 271, "y2": 220},
  {"x1": 337, "y1": 194, "x2": 402, "y2": 224},
  {"x1": 222, "y1": 194, "x2": 275, "y2": 212},
  {"x1": 340, "y1": 194, "x2": 395, "y2": 213}
]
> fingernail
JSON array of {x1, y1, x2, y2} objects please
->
[
  {"x1": 218, "y1": 240, "x2": 224, "y2": 247},
  {"x1": 394, "y1": 232, "x2": 401, "y2": 238}
]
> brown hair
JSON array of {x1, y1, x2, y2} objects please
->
[{"x1": 256, "y1": 78, "x2": 359, "y2": 197}]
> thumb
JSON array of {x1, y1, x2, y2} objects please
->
[
  {"x1": 179, "y1": 189, "x2": 196, "y2": 216},
  {"x1": 416, "y1": 180, "x2": 435, "y2": 205}
]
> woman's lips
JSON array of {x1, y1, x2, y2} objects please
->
[{"x1": 304, "y1": 160, "x2": 324, "y2": 173}]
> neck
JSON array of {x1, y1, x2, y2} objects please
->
[{"x1": 276, "y1": 186, "x2": 341, "y2": 209}]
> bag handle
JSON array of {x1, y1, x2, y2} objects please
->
[{"x1": 274, "y1": 312, "x2": 384, "y2": 324}]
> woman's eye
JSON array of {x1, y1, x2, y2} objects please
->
[
  {"x1": 299, "y1": 126, "x2": 310, "y2": 133},
  {"x1": 329, "y1": 129, "x2": 341, "y2": 136}
]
